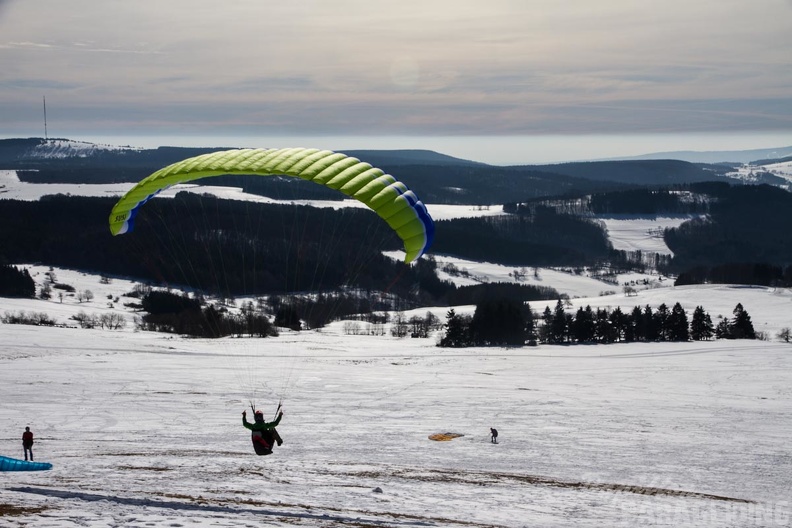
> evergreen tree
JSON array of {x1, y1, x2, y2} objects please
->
[
  {"x1": 470, "y1": 298, "x2": 526, "y2": 346},
  {"x1": 715, "y1": 318, "x2": 731, "y2": 339},
  {"x1": 440, "y1": 309, "x2": 469, "y2": 347},
  {"x1": 667, "y1": 302, "x2": 690, "y2": 341},
  {"x1": 730, "y1": 303, "x2": 756, "y2": 339},
  {"x1": 690, "y1": 306, "x2": 714, "y2": 341},
  {"x1": 643, "y1": 306, "x2": 659, "y2": 341},
  {"x1": 274, "y1": 304, "x2": 301, "y2": 331},
  {"x1": 550, "y1": 300, "x2": 568, "y2": 343},
  {"x1": 539, "y1": 306, "x2": 554, "y2": 344},
  {"x1": 626, "y1": 306, "x2": 644, "y2": 342},
  {"x1": 595, "y1": 308, "x2": 615, "y2": 343},
  {"x1": 523, "y1": 303, "x2": 537, "y2": 344},
  {"x1": 572, "y1": 305, "x2": 596, "y2": 343},
  {"x1": 655, "y1": 303, "x2": 670, "y2": 341},
  {"x1": 609, "y1": 306, "x2": 627, "y2": 342},
  {"x1": 583, "y1": 305, "x2": 597, "y2": 342}
]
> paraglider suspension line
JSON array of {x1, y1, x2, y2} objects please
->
[{"x1": 382, "y1": 266, "x2": 407, "y2": 298}]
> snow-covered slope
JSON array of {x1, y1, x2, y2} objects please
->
[
  {"x1": 726, "y1": 160, "x2": 792, "y2": 186},
  {"x1": 26, "y1": 138, "x2": 142, "y2": 159},
  {"x1": 0, "y1": 169, "x2": 134, "y2": 200},
  {"x1": 1, "y1": 267, "x2": 791, "y2": 527}
]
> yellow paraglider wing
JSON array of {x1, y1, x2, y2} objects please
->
[{"x1": 109, "y1": 148, "x2": 433, "y2": 263}]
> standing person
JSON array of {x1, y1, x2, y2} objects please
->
[
  {"x1": 242, "y1": 409, "x2": 283, "y2": 456},
  {"x1": 22, "y1": 427, "x2": 34, "y2": 461},
  {"x1": 490, "y1": 427, "x2": 498, "y2": 444}
]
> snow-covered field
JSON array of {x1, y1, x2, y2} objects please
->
[
  {"x1": 2, "y1": 265, "x2": 792, "y2": 527},
  {"x1": 596, "y1": 215, "x2": 697, "y2": 256}
]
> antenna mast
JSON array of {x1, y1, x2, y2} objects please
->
[{"x1": 43, "y1": 96, "x2": 48, "y2": 140}]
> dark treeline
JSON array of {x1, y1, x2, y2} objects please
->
[
  {"x1": 531, "y1": 159, "x2": 730, "y2": 185},
  {"x1": 445, "y1": 282, "x2": 560, "y2": 306},
  {"x1": 663, "y1": 183, "x2": 792, "y2": 280},
  {"x1": 508, "y1": 184, "x2": 714, "y2": 217},
  {"x1": 440, "y1": 299, "x2": 534, "y2": 347},
  {"x1": 439, "y1": 299, "x2": 757, "y2": 348},
  {"x1": 382, "y1": 164, "x2": 621, "y2": 205},
  {"x1": 675, "y1": 263, "x2": 792, "y2": 287},
  {"x1": 0, "y1": 264, "x2": 35, "y2": 298},
  {"x1": 433, "y1": 206, "x2": 611, "y2": 267},
  {"x1": 588, "y1": 188, "x2": 709, "y2": 215},
  {"x1": 0, "y1": 194, "x2": 451, "y2": 306},
  {"x1": 537, "y1": 300, "x2": 757, "y2": 343}
]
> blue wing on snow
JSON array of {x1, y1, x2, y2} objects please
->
[{"x1": 0, "y1": 455, "x2": 52, "y2": 471}]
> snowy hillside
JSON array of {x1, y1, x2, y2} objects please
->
[
  {"x1": 1, "y1": 267, "x2": 791, "y2": 527},
  {"x1": 26, "y1": 139, "x2": 142, "y2": 159},
  {"x1": 725, "y1": 160, "x2": 792, "y2": 186}
]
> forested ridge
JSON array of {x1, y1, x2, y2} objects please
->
[
  {"x1": 0, "y1": 194, "x2": 563, "y2": 310},
  {"x1": 663, "y1": 183, "x2": 792, "y2": 272},
  {"x1": 504, "y1": 183, "x2": 792, "y2": 286},
  {"x1": 433, "y1": 206, "x2": 612, "y2": 267}
]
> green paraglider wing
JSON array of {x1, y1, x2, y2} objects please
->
[{"x1": 109, "y1": 148, "x2": 434, "y2": 263}]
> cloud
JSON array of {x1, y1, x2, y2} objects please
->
[
  {"x1": 0, "y1": 40, "x2": 53, "y2": 49},
  {"x1": 0, "y1": 0, "x2": 790, "y2": 138},
  {"x1": 0, "y1": 79, "x2": 79, "y2": 90}
]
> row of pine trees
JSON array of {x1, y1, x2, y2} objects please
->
[
  {"x1": 439, "y1": 298, "x2": 757, "y2": 347},
  {"x1": 537, "y1": 300, "x2": 755, "y2": 344}
]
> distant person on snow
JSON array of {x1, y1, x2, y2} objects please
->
[
  {"x1": 490, "y1": 427, "x2": 498, "y2": 444},
  {"x1": 243, "y1": 409, "x2": 283, "y2": 456},
  {"x1": 22, "y1": 427, "x2": 34, "y2": 461}
]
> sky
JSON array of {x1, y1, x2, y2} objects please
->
[{"x1": 1, "y1": 0, "x2": 791, "y2": 163}]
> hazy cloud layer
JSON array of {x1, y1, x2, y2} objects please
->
[{"x1": 1, "y1": 0, "x2": 790, "y2": 138}]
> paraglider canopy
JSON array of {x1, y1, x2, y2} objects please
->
[
  {"x1": 0, "y1": 455, "x2": 52, "y2": 471},
  {"x1": 109, "y1": 148, "x2": 434, "y2": 263}
]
